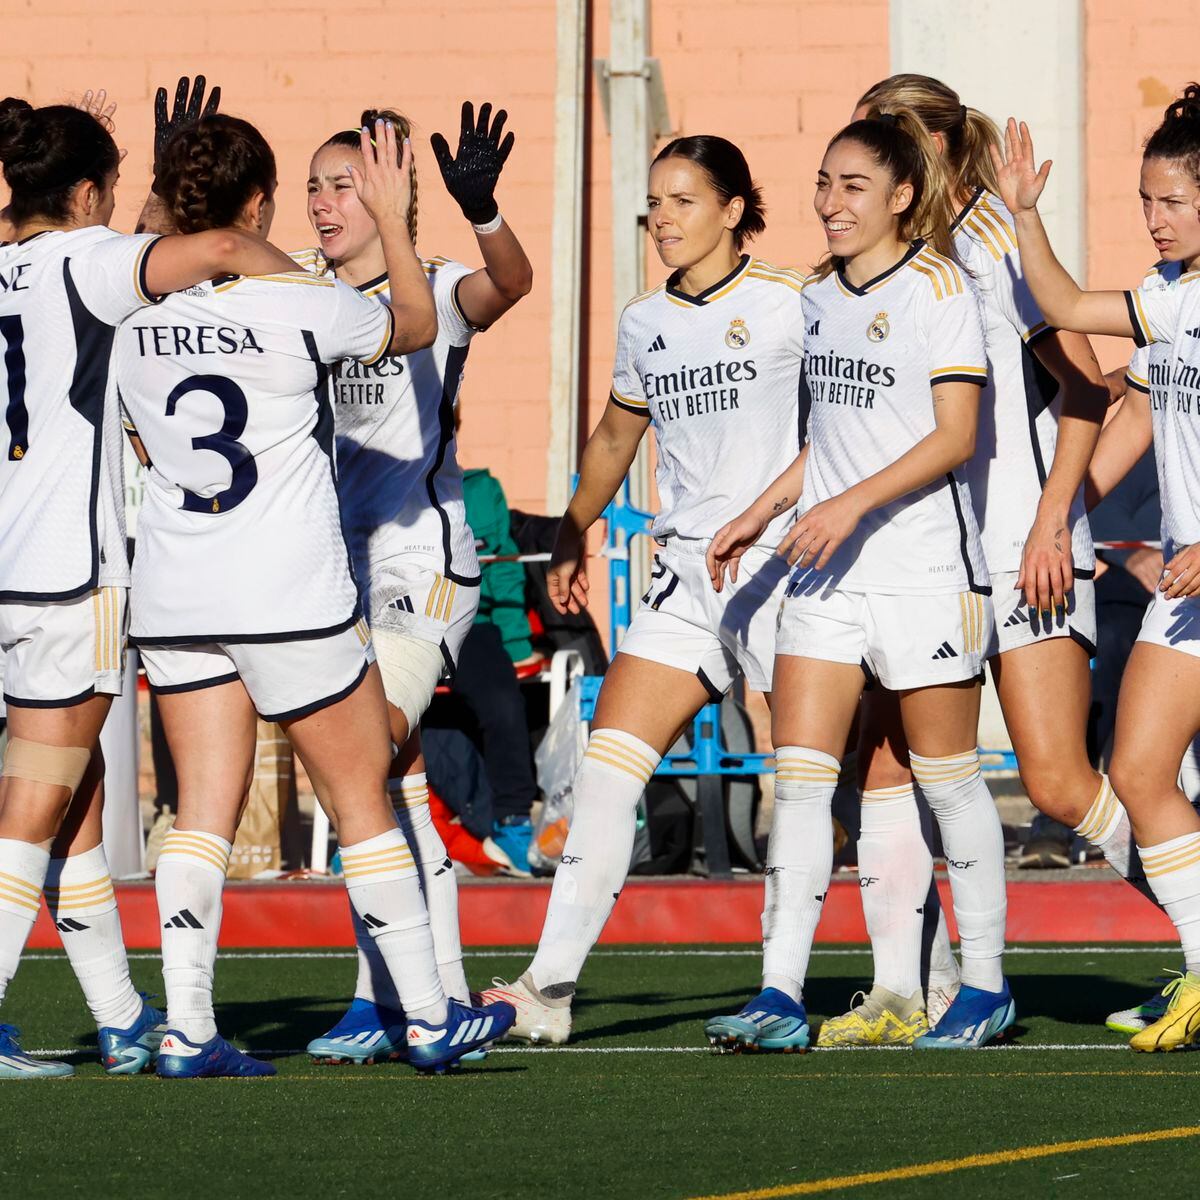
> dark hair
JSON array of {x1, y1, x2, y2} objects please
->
[
  {"x1": 652, "y1": 135, "x2": 766, "y2": 248},
  {"x1": 858, "y1": 74, "x2": 1003, "y2": 199},
  {"x1": 814, "y1": 109, "x2": 958, "y2": 281},
  {"x1": 156, "y1": 114, "x2": 276, "y2": 234},
  {"x1": 1144, "y1": 84, "x2": 1200, "y2": 181},
  {"x1": 321, "y1": 108, "x2": 418, "y2": 243},
  {"x1": 0, "y1": 98, "x2": 119, "y2": 225}
]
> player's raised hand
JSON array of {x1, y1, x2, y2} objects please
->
[
  {"x1": 76, "y1": 88, "x2": 117, "y2": 131},
  {"x1": 346, "y1": 119, "x2": 414, "y2": 236},
  {"x1": 430, "y1": 101, "x2": 515, "y2": 226},
  {"x1": 153, "y1": 75, "x2": 220, "y2": 175},
  {"x1": 989, "y1": 118, "x2": 1052, "y2": 215},
  {"x1": 547, "y1": 525, "x2": 590, "y2": 614}
]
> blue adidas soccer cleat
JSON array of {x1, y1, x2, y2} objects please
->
[
  {"x1": 406, "y1": 997, "x2": 515, "y2": 1074},
  {"x1": 913, "y1": 981, "x2": 1016, "y2": 1049},
  {"x1": 308, "y1": 998, "x2": 410, "y2": 1065},
  {"x1": 99, "y1": 1000, "x2": 168, "y2": 1075},
  {"x1": 156, "y1": 1030, "x2": 276, "y2": 1078},
  {"x1": 0, "y1": 1024, "x2": 73, "y2": 1079},
  {"x1": 705, "y1": 988, "x2": 810, "y2": 1053}
]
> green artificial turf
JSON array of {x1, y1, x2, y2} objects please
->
[{"x1": 0, "y1": 946, "x2": 1196, "y2": 1199}]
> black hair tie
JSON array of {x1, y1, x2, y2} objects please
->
[
  {"x1": 960, "y1": 104, "x2": 968, "y2": 124},
  {"x1": 875, "y1": 112, "x2": 899, "y2": 127}
]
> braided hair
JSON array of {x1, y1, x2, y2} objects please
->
[{"x1": 156, "y1": 114, "x2": 276, "y2": 234}]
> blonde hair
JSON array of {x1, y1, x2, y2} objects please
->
[
  {"x1": 323, "y1": 107, "x2": 418, "y2": 244},
  {"x1": 858, "y1": 73, "x2": 1002, "y2": 200},
  {"x1": 813, "y1": 106, "x2": 960, "y2": 281}
]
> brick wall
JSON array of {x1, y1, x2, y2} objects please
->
[
  {"x1": 1, "y1": 0, "x2": 887, "y2": 515},
  {"x1": 1085, "y1": 0, "x2": 1200, "y2": 368}
]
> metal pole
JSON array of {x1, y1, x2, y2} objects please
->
[
  {"x1": 545, "y1": 0, "x2": 590, "y2": 515},
  {"x1": 608, "y1": 0, "x2": 652, "y2": 599}
]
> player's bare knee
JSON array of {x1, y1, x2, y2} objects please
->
[{"x1": 1019, "y1": 757, "x2": 1094, "y2": 826}]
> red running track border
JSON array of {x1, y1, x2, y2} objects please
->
[{"x1": 26, "y1": 877, "x2": 1175, "y2": 950}]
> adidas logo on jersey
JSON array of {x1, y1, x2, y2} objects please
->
[
  {"x1": 360, "y1": 913, "x2": 389, "y2": 930},
  {"x1": 647, "y1": 333, "x2": 666, "y2": 353},
  {"x1": 163, "y1": 909, "x2": 203, "y2": 930},
  {"x1": 1188, "y1": 326, "x2": 1200, "y2": 338},
  {"x1": 55, "y1": 918, "x2": 90, "y2": 933},
  {"x1": 806, "y1": 320, "x2": 820, "y2": 337},
  {"x1": 1003, "y1": 608, "x2": 1029, "y2": 628},
  {"x1": 931, "y1": 641, "x2": 958, "y2": 660}
]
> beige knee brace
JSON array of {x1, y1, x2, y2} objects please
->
[
  {"x1": 371, "y1": 628, "x2": 447, "y2": 734},
  {"x1": 2, "y1": 737, "x2": 92, "y2": 796}
]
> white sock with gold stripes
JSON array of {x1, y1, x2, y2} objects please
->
[
  {"x1": 760, "y1": 747, "x2": 840, "y2": 1001},
  {"x1": 1139, "y1": 832, "x2": 1200, "y2": 974},
  {"x1": 857, "y1": 784, "x2": 930, "y2": 999},
  {"x1": 1073, "y1": 776, "x2": 1157, "y2": 905},
  {"x1": 340, "y1": 826, "x2": 446, "y2": 1024},
  {"x1": 45, "y1": 845, "x2": 143, "y2": 1030},
  {"x1": 348, "y1": 776, "x2": 470, "y2": 1009},
  {"x1": 528, "y1": 728, "x2": 661, "y2": 992},
  {"x1": 156, "y1": 828, "x2": 231, "y2": 1043},
  {"x1": 0, "y1": 838, "x2": 50, "y2": 1009},
  {"x1": 909, "y1": 750, "x2": 1006, "y2": 993}
]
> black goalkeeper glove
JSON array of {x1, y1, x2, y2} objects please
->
[
  {"x1": 430, "y1": 100, "x2": 514, "y2": 226},
  {"x1": 153, "y1": 75, "x2": 221, "y2": 178}
]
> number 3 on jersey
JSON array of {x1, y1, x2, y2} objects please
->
[
  {"x1": 166, "y1": 375, "x2": 258, "y2": 514},
  {"x1": 1, "y1": 315, "x2": 29, "y2": 461},
  {"x1": 641, "y1": 554, "x2": 680, "y2": 611}
]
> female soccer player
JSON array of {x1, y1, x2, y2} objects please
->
[
  {"x1": 480, "y1": 136, "x2": 804, "y2": 1044},
  {"x1": 299, "y1": 101, "x2": 533, "y2": 1064},
  {"x1": 119, "y1": 112, "x2": 513, "y2": 1076},
  {"x1": 0, "y1": 92, "x2": 299, "y2": 1079},
  {"x1": 811, "y1": 75, "x2": 1122, "y2": 1048},
  {"x1": 994, "y1": 90, "x2": 1200, "y2": 1049},
  {"x1": 706, "y1": 109, "x2": 1013, "y2": 1053}
]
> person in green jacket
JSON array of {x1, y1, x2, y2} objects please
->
[{"x1": 452, "y1": 467, "x2": 539, "y2": 869}]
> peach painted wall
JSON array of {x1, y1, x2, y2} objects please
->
[
  {"x1": 0, "y1": 0, "x2": 888, "y2": 516},
  {"x1": 1085, "y1": 1, "x2": 1200, "y2": 369}
]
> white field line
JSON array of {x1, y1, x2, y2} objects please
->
[
  {"x1": 27, "y1": 1042, "x2": 1141, "y2": 1059},
  {"x1": 19, "y1": 945, "x2": 1180, "y2": 963}
]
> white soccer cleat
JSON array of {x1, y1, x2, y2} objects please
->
[
  {"x1": 478, "y1": 973, "x2": 573, "y2": 1045},
  {"x1": 925, "y1": 981, "x2": 961, "y2": 1029}
]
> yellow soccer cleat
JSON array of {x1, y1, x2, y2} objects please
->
[
  {"x1": 1129, "y1": 971, "x2": 1200, "y2": 1052},
  {"x1": 815, "y1": 986, "x2": 930, "y2": 1047}
]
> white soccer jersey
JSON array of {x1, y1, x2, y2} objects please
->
[
  {"x1": 609, "y1": 255, "x2": 806, "y2": 546},
  {"x1": 798, "y1": 242, "x2": 989, "y2": 594},
  {"x1": 115, "y1": 270, "x2": 393, "y2": 643},
  {"x1": 0, "y1": 227, "x2": 161, "y2": 601},
  {"x1": 293, "y1": 249, "x2": 481, "y2": 601},
  {"x1": 952, "y1": 190, "x2": 1095, "y2": 576},
  {"x1": 1125, "y1": 260, "x2": 1200, "y2": 549}
]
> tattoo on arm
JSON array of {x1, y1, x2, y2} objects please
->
[
  {"x1": 771, "y1": 495, "x2": 790, "y2": 514},
  {"x1": 1054, "y1": 526, "x2": 1065, "y2": 553}
]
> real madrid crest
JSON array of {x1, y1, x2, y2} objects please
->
[
  {"x1": 867, "y1": 311, "x2": 890, "y2": 343},
  {"x1": 725, "y1": 318, "x2": 750, "y2": 349}
]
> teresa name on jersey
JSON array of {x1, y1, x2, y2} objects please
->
[{"x1": 132, "y1": 324, "x2": 264, "y2": 357}]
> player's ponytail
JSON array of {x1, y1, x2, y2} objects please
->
[
  {"x1": 322, "y1": 109, "x2": 418, "y2": 243},
  {"x1": 1144, "y1": 83, "x2": 1200, "y2": 182},
  {"x1": 652, "y1": 135, "x2": 766, "y2": 249},
  {"x1": 815, "y1": 108, "x2": 959, "y2": 281},
  {"x1": 157, "y1": 114, "x2": 276, "y2": 234},
  {"x1": 858, "y1": 74, "x2": 1002, "y2": 201},
  {"x1": 0, "y1": 98, "x2": 119, "y2": 225}
]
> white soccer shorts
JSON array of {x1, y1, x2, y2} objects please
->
[
  {"x1": 366, "y1": 561, "x2": 480, "y2": 673},
  {"x1": 0, "y1": 587, "x2": 126, "y2": 707},
  {"x1": 987, "y1": 571, "x2": 1097, "y2": 659},
  {"x1": 140, "y1": 617, "x2": 375, "y2": 722},
  {"x1": 616, "y1": 539, "x2": 789, "y2": 696},
  {"x1": 775, "y1": 578, "x2": 993, "y2": 691},
  {"x1": 1136, "y1": 586, "x2": 1200, "y2": 659}
]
